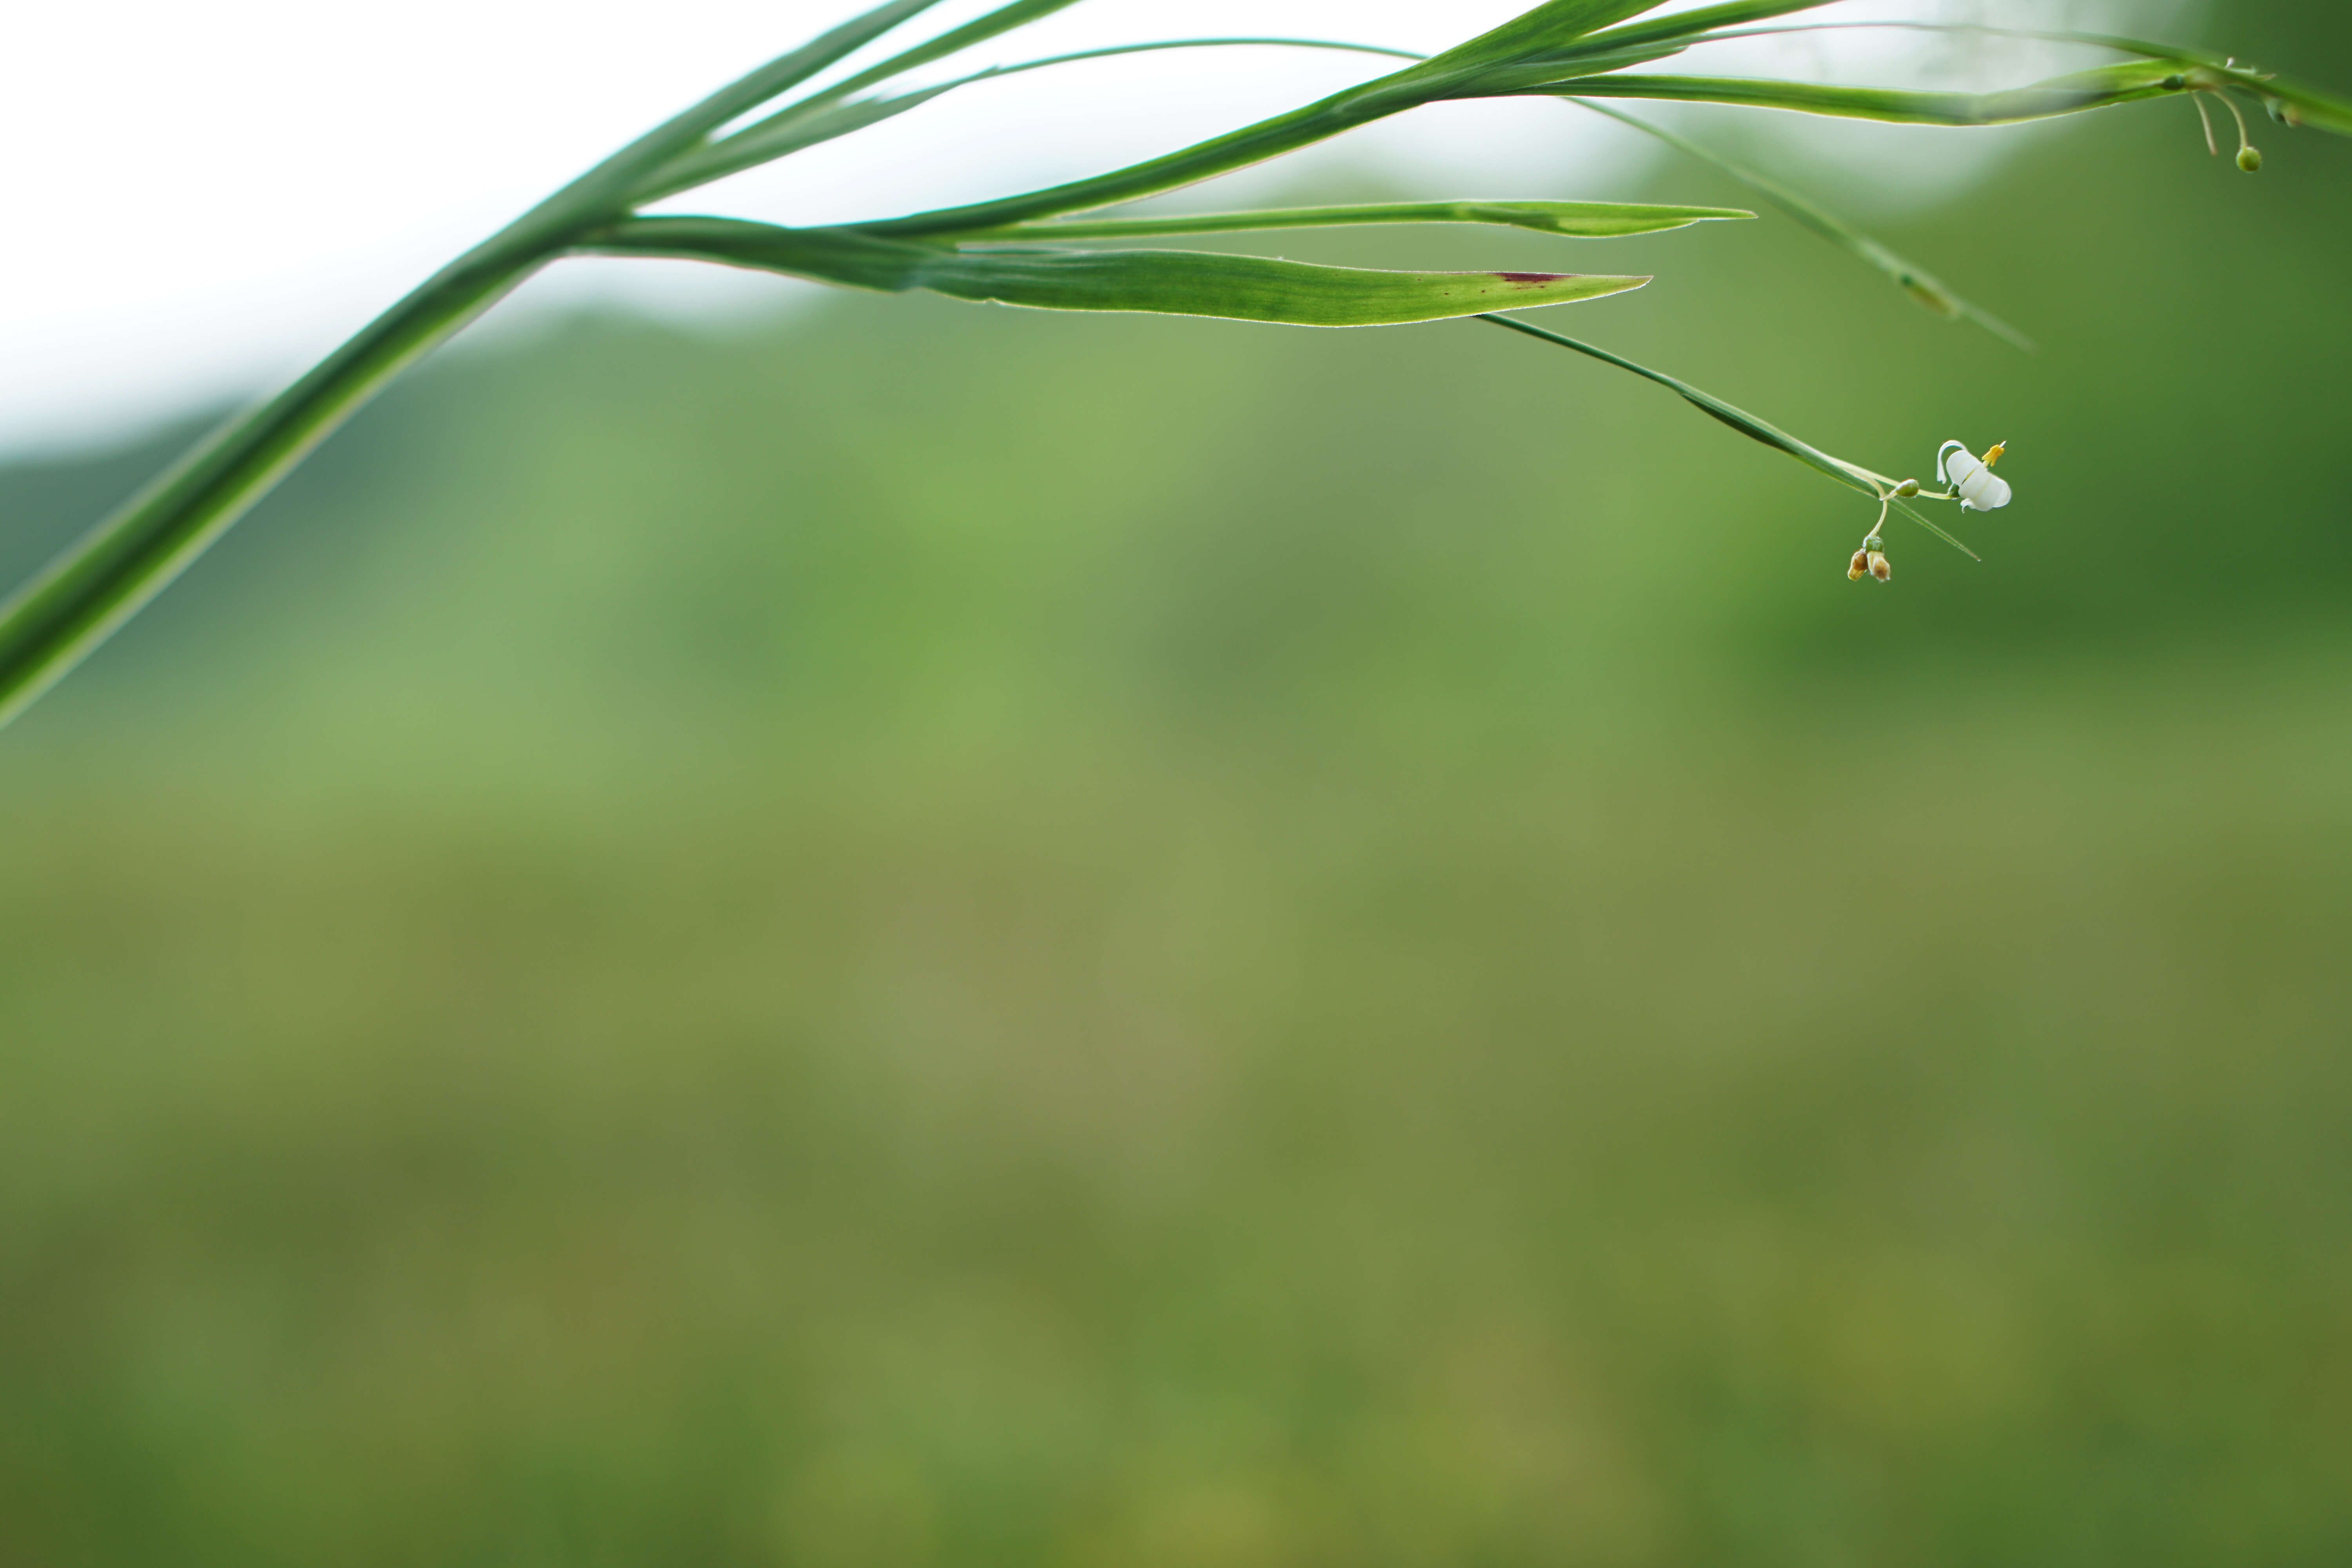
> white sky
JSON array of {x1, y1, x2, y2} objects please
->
[{"x1": 1, "y1": 0, "x2": 2190, "y2": 454}]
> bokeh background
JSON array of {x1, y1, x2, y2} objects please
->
[{"x1": 4, "y1": 1, "x2": 2350, "y2": 1562}]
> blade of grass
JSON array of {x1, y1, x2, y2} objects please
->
[
  {"x1": 1477, "y1": 312, "x2": 1874, "y2": 495},
  {"x1": 1480, "y1": 313, "x2": 1982, "y2": 557},
  {"x1": 654, "y1": 0, "x2": 1105, "y2": 198},
  {"x1": 500, "y1": 0, "x2": 954, "y2": 252},
  {"x1": 0, "y1": 254, "x2": 542, "y2": 730},
  {"x1": 799, "y1": 0, "x2": 1090, "y2": 107},
  {"x1": 1889, "y1": 495, "x2": 1983, "y2": 559},
  {"x1": 1537, "y1": 61, "x2": 2183, "y2": 122},
  {"x1": 581, "y1": 217, "x2": 1651, "y2": 324},
  {"x1": 970, "y1": 198, "x2": 1752, "y2": 241},
  {"x1": 1662, "y1": 17, "x2": 2352, "y2": 135},
  {"x1": 847, "y1": 3, "x2": 1798, "y2": 235},
  {"x1": 626, "y1": 0, "x2": 950, "y2": 161},
  {"x1": 638, "y1": 81, "x2": 967, "y2": 201},
  {"x1": 0, "y1": 0, "x2": 970, "y2": 730},
  {"x1": 1688, "y1": 21, "x2": 2216, "y2": 63},
  {"x1": 1512, "y1": 31, "x2": 2352, "y2": 143},
  {"x1": 1567, "y1": 98, "x2": 2034, "y2": 349},
  {"x1": 1431, "y1": 4, "x2": 1862, "y2": 93},
  {"x1": 642, "y1": 38, "x2": 1424, "y2": 202},
  {"x1": 1399, "y1": 1, "x2": 1720, "y2": 78},
  {"x1": 1561, "y1": 1, "x2": 1843, "y2": 57},
  {"x1": 859, "y1": 88, "x2": 1422, "y2": 236}
]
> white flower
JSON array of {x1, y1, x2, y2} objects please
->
[{"x1": 1938, "y1": 440, "x2": 2012, "y2": 513}]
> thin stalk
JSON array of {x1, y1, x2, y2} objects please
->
[
  {"x1": 0, "y1": 0, "x2": 952, "y2": 726},
  {"x1": 639, "y1": 37, "x2": 1420, "y2": 203},
  {"x1": 0, "y1": 245, "x2": 542, "y2": 728},
  {"x1": 858, "y1": 92, "x2": 1399, "y2": 236},
  {"x1": 1476, "y1": 312, "x2": 1877, "y2": 495}
]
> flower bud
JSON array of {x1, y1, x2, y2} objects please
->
[
  {"x1": 2238, "y1": 145, "x2": 2263, "y2": 172},
  {"x1": 1849, "y1": 549, "x2": 1871, "y2": 581},
  {"x1": 1867, "y1": 551, "x2": 1892, "y2": 583},
  {"x1": 1895, "y1": 479, "x2": 1920, "y2": 497}
]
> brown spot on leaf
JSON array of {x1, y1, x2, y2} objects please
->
[{"x1": 1494, "y1": 271, "x2": 1569, "y2": 285}]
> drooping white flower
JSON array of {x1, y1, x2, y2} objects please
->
[{"x1": 1938, "y1": 440, "x2": 2012, "y2": 512}]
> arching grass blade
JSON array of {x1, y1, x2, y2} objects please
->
[
  {"x1": 581, "y1": 218, "x2": 1650, "y2": 325},
  {"x1": 1481, "y1": 313, "x2": 1982, "y2": 557},
  {"x1": 972, "y1": 198, "x2": 1751, "y2": 241},
  {"x1": 1479, "y1": 312, "x2": 1873, "y2": 494},
  {"x1": 643, "y1": 39, "x2": 1428, "y2": 203},
  {"x1": 1568, "y1": 99, "x2": 2034, "y2": 349}
]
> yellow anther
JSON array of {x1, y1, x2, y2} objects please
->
[{"x1": 1983, "y1": 441, "x2": 2007, "y2": 468}]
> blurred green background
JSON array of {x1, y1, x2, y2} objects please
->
[{"x1": 5, "y1": 4, "x2": 2351, "y2": 1561}]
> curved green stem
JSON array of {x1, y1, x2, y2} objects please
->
[
  {"x1": 0, "y1": 0, "x2": 954, "y2": 730},
  {"x1": 0, "y1": 244, "x2": 544, "y2": 728},
  {"x1": 638, "y1": 37, "x2": 1422, "y2": 203}
]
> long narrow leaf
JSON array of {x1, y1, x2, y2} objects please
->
[
  {"x1": 0, "y1": 252, "x2": 544, "y2": 729},
  {"x1": 653, "y1": 0, "x2": 950, "y2": 149},
  {"x1": 644, "y1": 38, "x2": 1424, "y2": 202},
  {"x1": 1563, "y1": 1, "x2": 1840, "y2": 57},
  {"x1": 855, "y1": 1, "x2": 1701, "y2": 234},
  {"x1": 1516, "y1": 31, "x2": 2352, "y2": 143},
  {"x1": 580, "y1": 218, "x2": 1650, "y2": 324},
  {"x1": 1625, "y1": 14, "x2": 2352, "y2": 138},
  {"x1": 973, "y1": 198, "x2": 1751, "y2": 241},
  {"x1": 1545, "y1": 62, "x2": 2182, "y2": 123},
  {"x1": 641, "y1": 82, "x2": 964, "y2": 200},
  {"x1": 1446, "y1": 3, "x2": 1845, "y2": 92},
  {"x1": 1477, "y1": 312, "x2": 1873, "y2": 493},
  {"x1": 1480, "y1": 314, "x2": 1982, "y2": 557},
  {"x1": 498, "y1": 0, "x2": 951, "y2": 247},
  {"x1": 1568, "y1": 98, "x2": 2033, "y2": 348},
  {"x1": 1404, "y1": 2, "x2": 1688, "y2": 77},
  {"x1": 662, "y1": 1, "x2": 1096, "y2": 196},
  {"x1": 1889, "y1": 495, "x2": 1983, "y2": 559},
  {"x1": 0, "y1": 0, "x2": 973, "y2": 729},
  {"x1": 865, "y1": 97, "x2": 1395, "y2": 235},
  {"x1": 807, "y1": 0, "x2": 1089, "y2": 107},
  {"x1": 1447, "y1": 45, "x2": 1707, "y2": 96},
  {"x1": 1691, "y1": 20, "x2": 2215, "y2": 64}
]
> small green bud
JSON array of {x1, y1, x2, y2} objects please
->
[
  {"x1": 1895, "y1": 479, "x2": 1920, "y2": 498},
  {"x1": 2162, "y1": 74, "x2": 2187, "y2": 91},
  {"x1": 1862, "y1": 534, "x2": 1884, "y2": 553},
  {"x1": 2238, "y1": 144, "x2": 2263, "y2": 172}
]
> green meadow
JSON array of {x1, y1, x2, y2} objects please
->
[{"x1": 4, "y1": 6, "x2": 2350, "y2": 1558}]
